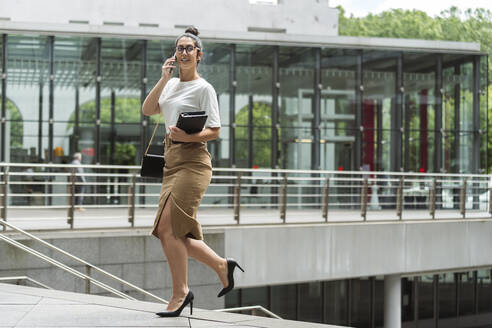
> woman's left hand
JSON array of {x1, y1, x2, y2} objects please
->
[{"x1": 169, "y1": 125, "x2": 190, "y2": 142}]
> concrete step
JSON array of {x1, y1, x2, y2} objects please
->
[{"x1": 0, "y1": 283, "x2": 348, "y2": 327}]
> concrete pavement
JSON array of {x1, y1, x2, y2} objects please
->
[{"x1": 0, "y1": 283, "x2": 347, "y2": 327}]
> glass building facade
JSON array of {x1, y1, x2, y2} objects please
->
[
  {"x1": 227, "y1": 269, "x2": 492, "y2": 328},
  {"x1": 0, "y1": 33, "x2": 488, "y2": 173}
]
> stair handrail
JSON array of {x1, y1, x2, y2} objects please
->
[
  {"x1": 0, "y1": 275, "x2": 53, "y2": 289},
  {"x1": 0, "y1": 219, "x2": 167, "y2": 304},
  {"x1": 216, "y1": 305, "x2": 282, "y2": 319},
  {"x1": 0, "y1": 233, "x2": 134, "y2": 300}
]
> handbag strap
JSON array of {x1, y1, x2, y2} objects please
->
[{"x1": 144, "y1": 114, "x2": 162, "y2": 156}]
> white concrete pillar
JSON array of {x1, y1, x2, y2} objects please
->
[{"x1": 384, "y1": 274, "x2": 401, "y2": 328}]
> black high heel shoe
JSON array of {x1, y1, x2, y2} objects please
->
[
  {"x1": 217, "y1": 258, "x2": 244, "y2": 298},
  {"x1": 156, "y1": 291, "x2": 194, "y2": 317}
]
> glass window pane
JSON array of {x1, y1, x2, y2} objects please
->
[
  {"x1": 146, "y1": 39, "x2": 175, "y2": 88},
  {"x1": 99, "y1": 38, "x2": 143, "y2": 164},
  {"x1": 438, "y1": 273, "x2": 456, "y2": 319},
  {"x1": 374, "y1": 277, "x2": 384, "y2": 327},
  {"x1": 78, "y1": 123, "x2": 96, "y2": 164},
  {"x1": 350, "y1": 278, "x2": 371, "y2": 327},
  {"x1": 271, "y1": 284, "x2": 297, "y2": 320},
  {"x1": 403, "y1": 53, "x2": 436, "y2": 173},
  {"x1": 362, "y1": 51, "x2": 398, "y2": 172},
  {"x1": 325, "y1": 280, "x2": 348, "y2": 325},
  {"x1": 442, "y1": 65, "x2": 457, "y2": 173},
  {"x1": 478, "y1": 269, "x2": 492, "y2": 313},
  {"x1": 235, "y1": 44, "x2": 273, "y2": 168},
  {"x1": 320, "y1": 49, "x2": 357, "y2": 171},
  {"x1": 6, "y1": 34, "x2": 50, "y2": 162},
  {"x1": 0, "y1": 34, "x2": 2, "y2": 160},
  {"x1": 402, "y1": 277, "x2": 415, "y2": 322},
  {"x1": 418, "y1": 275, "x2": 434, "y2": 320},
  {"x1": 241, "y1": 286, "x2": 269, "y2": 316},
  {"x1": 54, "y1": 36, "x2": 97, "y2": 160},
  {"x1": 298, "y1": 282, "x2": 322, "y2": 323},
  {"x1": 200, "y1": 43, "x2": 230, "y2": 165},
  {"x1": 459, "y1": 271, "x2": 475, "y2": 316},
  {"x1": 224, "y1": 289, "x2": 240, "y2": 309},
  {"x1": 459, "y1": 62, "x2": 474, "y2": 173},
  {"x1": 479, "y1": 55, "x2": 488, "y2": 173},
  {"x1": 279, "y1": 46, "x2": 314, "y2": 170}
]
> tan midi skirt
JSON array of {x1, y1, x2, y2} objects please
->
[{"x1": 150, "y1": 135, "x2": 212, "y2": 240}]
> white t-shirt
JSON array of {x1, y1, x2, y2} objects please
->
[{"x1": 158, "y1": 77, "x2": 221, "y2": 133}]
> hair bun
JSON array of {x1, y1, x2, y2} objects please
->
[{"x1": 185, "y1": 26, "x2": 199, "y2": 36}]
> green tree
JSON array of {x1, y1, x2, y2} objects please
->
[
  {"x1": 235, "y1": 102, "x2": 273, "y2": 168},
  {"x1": 6, "y1": 100, "x2": 23, "y2": 148},
  {"x1": 66, "y1": 96, "x2": 155, "y2": 165},
  {"x1": 338, "y1": 6, "x2": 492, "y2": 171},
  {"x1": 66, "y1": 96, "x2": 158, "y2": 129},
  {"x1": 113, "y1": 143, "x2": 136, "y2": 166},
  {"x1": 338, "y1": 6, "x2": 492, "y2": 78}
]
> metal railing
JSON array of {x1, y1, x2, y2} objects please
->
[
  {"x1": 0, "y1": 275, "x2": 53, "y2": 289},
  {"x1": 0, "y1": 219, "x2": 168, "y2": 304},
  {"x1": 0, "y1": 219, "x2": 281, "y2": 319},
  {"x1": 0, "y1": 162, "x2": 491, "y2": 231},
  {"x1": 217, "y1": 305, "x2": 282, "y2": 319}
]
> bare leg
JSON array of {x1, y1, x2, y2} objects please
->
[
  {"x1": 183, "y1": 238, "x2": 228, "y2": 288},
  {"x1": 156, "y1": 200, "x2": 189, "y2": 311}
]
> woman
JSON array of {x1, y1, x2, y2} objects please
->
[{"x1": 142, "y1": 26, "x2": 243, "y2": 317}]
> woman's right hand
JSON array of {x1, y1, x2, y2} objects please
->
[{"x1": 161, "y1": 56, "x2": 176, "y2": 80}]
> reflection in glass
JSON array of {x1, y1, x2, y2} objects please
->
[
  {"x1": 479, "y1": 56, "x2": 488, "y2": 172},
  {"x1": 442, "y1": 66, "x2": 456, "y2": 173},
  {"x1": 235, "y1": 44, "x2": 273, "y2": 168},
  {"x1": 224, "y1": 288, "x2": 240, "y2": 309},
  {"x1": 98, "y1": 38, "x2": 143, "y2": 164},
  {"x1": 325, "y1": 280, "x2": 348, "y2": 325},
  {"x1": 418, "y1": 275, "x2": 434, "y2": 320},
  {"x1": 271, "y1": 284, "x2": 297, "y2": 320},
  {"x1": 241, "y1": 286, "x2": 269, "y2": 316},
  {"x1": 200, "y1": 43, "x2": 230, "y2": 164},
  {"x1": 458, "y1": 62, "x2": 474, "y2": 173},
  {"x1": 279, "y1": 46, "x2": 314, "y2": 170},
  {"x1": 0, "y1": 35, "x2": 3, "y2": 160},
  {"x1": 320, "y1": 49, "x2": 357, "y2": 171},
  {"x1": 459, "y1": 271, "x2": 475, "y2": 316},
  {"x1": 374, "y1": 277, "x2": 384, "y2": 327},
  {"x1": 54, "y1": 36, "x2": 97, "y2": 161},
  {"x1": 6, "y1": 35, "x2": 50, "y2": 162},
  {"x1": 299, "y1": 282, "x2": 322, "y2": 323},
  {"x1": 403, "y1": 53, "x2": 436, "y2": 173},
  {"x1": 478, "y1": 269, "x2": 492, "y2": 313},
  {"x1": 362, "y1": 51, "x2": 397, "y2": 172},
  {"x1": 402, "y1": 277, "x2": 415, "y2": 322},
  {"x1": 351, "y1": 278, "x2": 371, "y2": 327},
  {"x1": 438, "y1": 272, "x2": 456, "y2": 318},
  {"x1": 0, "y1": 33, "x2": 487, "y2": 175}
]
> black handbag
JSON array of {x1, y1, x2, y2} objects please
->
[{"x1": 140, "y1": 116, "x2": 165, "y2": 178}]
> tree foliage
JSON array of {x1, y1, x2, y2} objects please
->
[
  {"x1": 338, "y1": 6, "x2": 492, "y2": 78},
  {"x1": 6, "y1": 100, "x2": 23, "y2": 148},
  {"x1": 338, "y1": 6, "x2": 492, "y2": 172},
  {"x1": 67, "y1": 97, "x2": 157, "y2": 129},
  {"x1": 235, "y1": 102, "x2": 273, "y2": 168}
]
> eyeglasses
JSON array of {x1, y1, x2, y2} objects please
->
[{"x1": 176, "y1": 45, "x2": 200, "y2": 53}]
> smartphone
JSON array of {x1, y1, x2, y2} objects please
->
[{"x1": 168, "y1": 54, "x2": 177, "y2": 74}]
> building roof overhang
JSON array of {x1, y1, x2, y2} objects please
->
[{"x1": 0, "y1": 20, "x2": 484, "y2": 55}]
